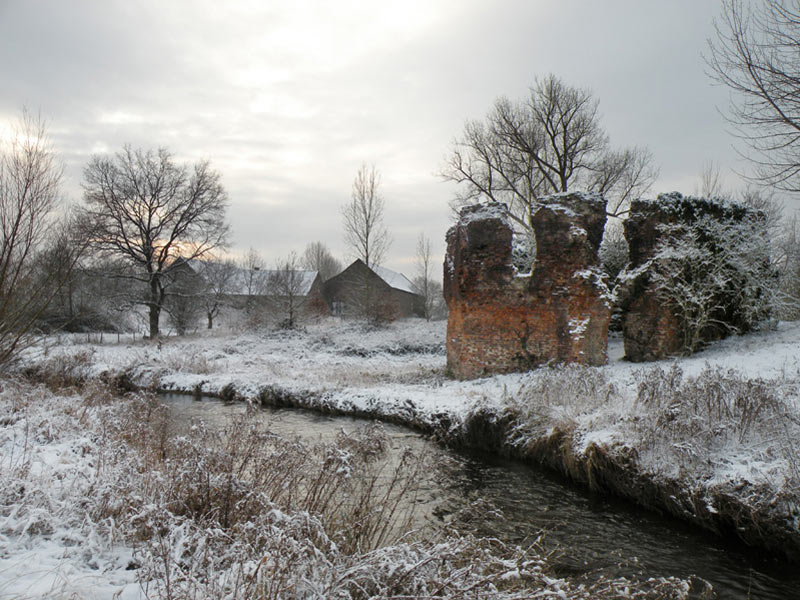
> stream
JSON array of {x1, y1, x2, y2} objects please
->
[{"x1": 162, "y1": 393, "x2": 800, "y2": 600}]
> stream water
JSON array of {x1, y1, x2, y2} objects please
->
[{"x1": 162, "y1": 394, "x2": 800, "y2": 600}]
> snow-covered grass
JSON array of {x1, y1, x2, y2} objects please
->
[
  {"x1": 25, "y1": 319, "x2": 448, "y2": 394},
  {"x1": 14, "y1": 316, "x2": 800, "y2": 575},
  {"x1": 21, "y1": 319, "x2": 800, "y2": 486},
  {"x1": 0, "y1": 377, "x2": 694, "y2": 598}
]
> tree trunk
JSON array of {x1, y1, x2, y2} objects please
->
[
  {"x1": 207, "y1": 312, "x2": 213, "y2": 329},
  {"x1": 149, "y1": 304, "x2": 160, "y2": 338},
  {"x1": 149, "y1": 277, "x2": 161, "y2": 338}
]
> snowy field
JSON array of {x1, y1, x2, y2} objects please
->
[
  {"x1": 24, "y1": 317, "x2": 800, "y2": 429},
  {"x1": 7, "y1": 317, "x2": 800, "y2": 597}
]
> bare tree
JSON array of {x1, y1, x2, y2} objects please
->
[
  {"x1": 302, "y1": 241, "x2": 342, "y2": 281},
  {"x1": 238, "y1": 247, "x2": 268, "y2": 321},
  {"x1": 82, "y1": 146, "x2": 229, "y2": 338},
  {"x1": 76, "y1": 256, "x2": 145, "y2": 332},
  {"x1": 36, "y1": 210, "x2": 93, "y2": 330},
  {"x1": 696, "y1": 160, "x2": 726, "y2": 198},
  {"x1": 413, "y1": 233, "x2": 435, "y2": 320},
  {"x1": 0, "y1": 111, "x2": 84, "y2": 364},
  {"x1": 165, "y1": 266, "x2": 203, "y2": 336},
  {"x1": 199, "y1": 258, "x2": 236, "y2": 329},
  {"x1": 268, "y1": 252, "x2": 309, "y2": 329},
  {"x1": 442, "y1": 74, "x2": 658, "y2": 231},
  {"x1": 343, "y1": 164, "x2": 391, "y2": 268},
  {"x1": 707, "y1": 0, "x2": 800, "y2": 191}
]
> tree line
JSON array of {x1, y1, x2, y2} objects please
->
[{"x1": 0, "y1": 120, "x2": 445, "y2": 367}]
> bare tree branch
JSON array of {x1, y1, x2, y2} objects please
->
[
  {"x1": 0, "y1": 110, "x2": 85, "y2": 365},
  {"x1": 442, "y1": 74, "x2": 658, "y2": 230},
  {"x1": 302, "y1": 241, "x2": 342, "y2": 281},
  {"x1": 342, "y1": 163, "x2": 391, "y2": 268},
  {"x1": 707, "y1": 0, "x2": 800, "y2": 191}
]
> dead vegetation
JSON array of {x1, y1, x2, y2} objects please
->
[
  {"x1": 461, "y1": 363, "x2": 800, "y2": 560},
  {"x1": 0, "y1": 376, "x2": 697, "y2": 599}
]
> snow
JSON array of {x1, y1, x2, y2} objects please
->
[
  {"x1": 22, "y1": 318, "x2": 800, "y2": 444},
  {"x1": 572, "y1": 266, "x2": 614, "y2": 306},
  {"x1": 12, "y1": 317, "x2": 800, "y2": 593},
  {"x1": 0, "y1": 387, "x2": 142, "y2": 599},
  {"x1": 569, "y1": 224, "x2": 587, "y2": 238},
  {"x1": 568, "y1": 317, "x2": 590, "y2": 339},
  {"x1": 539, "y1": 191, "x2": 605, "y2": 210},
  {"x1": 456, "y1": 202, "x2": 510, "y2": 226},
  {"x1": 372, "y1": 265, "x2": 420, "y2": 295}
]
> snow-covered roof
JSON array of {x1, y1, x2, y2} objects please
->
[
  {"x1": 372, "y1": 265, "x2": 420, "y2": 295},
  {"x1": 183, "y1": 259, "x2": 319, "y2": 297},
  {"x1": 231, "y1": 269, "x2": 318, "y2": 296}
]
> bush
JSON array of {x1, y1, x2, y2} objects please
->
[{"x1": 647, "y1": 196, "x2": 779, "y2": 354}]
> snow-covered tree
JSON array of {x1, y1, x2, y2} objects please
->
[{"x1": 647, "y1": 200, "x2": 778, "y2": 354}]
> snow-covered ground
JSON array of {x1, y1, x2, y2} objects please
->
[
  {"x1": 25, "y1": 318, "x2": 800, "y2": 506},
  {"x1": 0, "y1": 381, "x2": 142, "y2": 599},
  {"x1": 8, "y1": 317, "x2": 800, "y2": 596},
  {"x1": 24, "y1": 317, "x2": 800, "y2": 428},
  {"x1": 4, "y1": 321, "x2": 709, "y2": 598}
]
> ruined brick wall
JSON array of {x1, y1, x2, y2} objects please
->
[
  {"x1": 444, "y1": 194, "x2": 612, "y2": 379},
  {"x1": 620, "y1": 192, "x2": 759, "y2": 362},
  {"x1": 618, "y1": 197, "x2": 685, "y2": 362}
]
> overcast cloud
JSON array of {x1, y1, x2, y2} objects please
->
[{"x1": 0, "y1": 0, "x2": 746, "y2": 273}]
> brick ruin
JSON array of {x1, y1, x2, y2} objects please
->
[
  {"x1": 618, "y1": 192, "x2": 760, "y2": 362},
  {"x1": 616, "y1": 196, "x2": 685, "y2": 361},
  {"x1": 444, "y1": 193, "x2": 612, "y2": 379},
  {"x1": 444, "y1": 192, "x2": 768, "y2": 378}
]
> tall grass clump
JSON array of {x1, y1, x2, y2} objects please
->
[
  {"x1": 492, "y1": 365, "x2": 619, "y2": 446},
  {"x1": 633, "y1": 365, "x2": 800, "y2": 487}
]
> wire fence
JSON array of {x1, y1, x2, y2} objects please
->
[{"x1": 41, "y1": 331, "x2": 157, "y2": 347}]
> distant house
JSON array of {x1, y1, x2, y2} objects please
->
[
  {"x1": 172, "y1": 258, "x2": 328, "y2": 326},
  {"x1": 322, "y1": 259, "x2": 424, "y2": 320},
  {"x1": 222, "y1": 265, "x2": 326, "y2": 313}
]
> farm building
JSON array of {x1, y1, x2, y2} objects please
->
[{"x1": 322, "y1": 259, "x2": 424, "y2": 320}]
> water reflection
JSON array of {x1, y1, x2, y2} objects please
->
[{"x1": 162, "y1": 394, "x2": 799, "y2": 600}]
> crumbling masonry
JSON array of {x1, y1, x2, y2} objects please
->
[
  {"x1": 444, "y1": 193, "x2": 612, "y2": 379},
  {"x1": 444, "y1": 192, "x2": 767, "y2": 378},
  {"x1": 618, "y1": 193, "x2": 763, "y2": 362}
]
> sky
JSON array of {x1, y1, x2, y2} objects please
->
[{"x1": 0, "y1": 0, "x2": 751, "y2": 274}]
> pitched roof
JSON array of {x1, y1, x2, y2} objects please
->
[
  {"x1": 183, "y1": 259, "x2": 319, "y2": 297},
  {"x1": 372, "y1": 264, "x2": 420, "y2": 295}
]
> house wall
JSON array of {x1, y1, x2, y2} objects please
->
[{"x1": 444, "y1": 196, "x2": 612, "y2": 379}]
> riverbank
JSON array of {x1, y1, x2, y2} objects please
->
[
  {"x1": 20, "y1": 318, "x2": 800, "y2": 562},
  {"x1": 1, "y1": 373, "x2": 699, "y2": 598}
]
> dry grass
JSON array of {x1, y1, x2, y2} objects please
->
[
  {"x1": 632, "y1": 365, "x2": 800, "y2": 484},
  {"x1": 1, "y1": 372, "x2": 698, "y2": 599}
]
